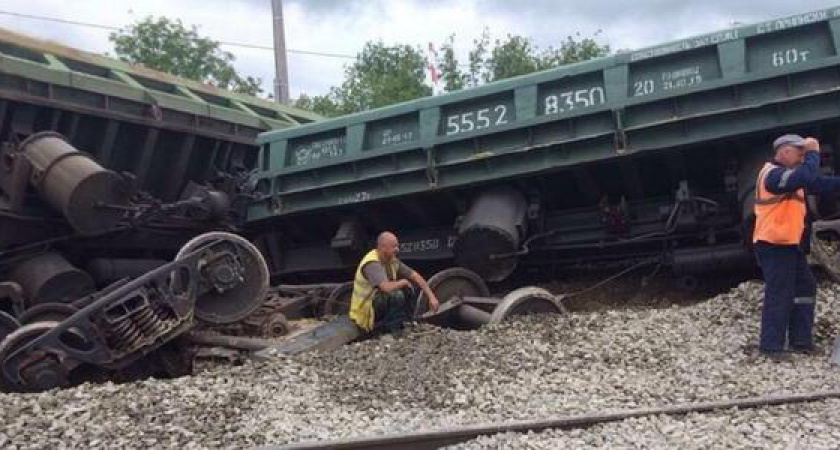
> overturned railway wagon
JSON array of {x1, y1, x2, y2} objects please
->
[
  {"x1": 247, "y1": 7, "x2": 840, "y2": 283},
  {"x1": 0, "y1": 28, "x2": 318, "y2": 391}
]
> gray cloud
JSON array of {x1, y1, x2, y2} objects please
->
[{"x1": 2, "y1": 0, "x2": 838, "y2": 99}]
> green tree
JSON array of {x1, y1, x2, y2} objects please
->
[
  {"x1": 437, "y1": 30, "x2": 610, "y2": 92},
  {"x1": 438, "y1": 35, "x2": 464, "y2": 92},
  {"x1": 295, "y1": 30, "x2": 610, "y2": 116},
  {"x1": 295, "y1": 41, "x2": 431, "y2": 117},
  {"x1": 488, "y1": 35, "x2": 539, "y2": 80},
  {"x1": 293, "y1": 92, "x2": 343, "y2": 117},
  {"x1": 110, "y1": 16, "x2": 262, "y2": 96},
  {"x1": 537, "y1": 32, "x2": 612, "y2": 69}
]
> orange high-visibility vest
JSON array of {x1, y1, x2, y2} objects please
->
[{"x1": 752, "y1": 162, "x2": 806, "y2": 245}]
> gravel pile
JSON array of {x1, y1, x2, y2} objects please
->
[
  {"x1": 446, "y1": 399, "x2": 840, "y2": 449},
  {"x1": 3, "y1": 280, "x2": 840, "y2": 448}
]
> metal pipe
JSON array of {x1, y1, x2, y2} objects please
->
[
  {"x1": 670, "y1": 244, "x2": 753, "y2": 275},
  {"x1": 457, "y1": 304, "x2": 493, "y2": 328},
  {"x1": 274, "y1": 390, "x2": 840, "y2": 450}
]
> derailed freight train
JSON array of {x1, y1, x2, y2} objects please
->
[
  {"x1": 246, "y1": 6, "x2": 840, "y2": 286},
  {"x1": 0, "y1": 28, "x2": 318, "y2": 391}
]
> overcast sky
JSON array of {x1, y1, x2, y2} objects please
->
[{"x1": 1, "y1": 0, "x2": 839, "y2": 100}]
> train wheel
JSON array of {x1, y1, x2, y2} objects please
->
[
  {"x1": 0, "y1": 322, "x2": 69, "y2": 393},
  {"x1": 415, "y1": 267, "x2": 489, "y2": 318},
  {"x1": 488, "y1": 287, "x2": 566, "y2": 324},
  {"x1": 0, "y1": 311, "x2": 19, "y2": 343},
  {"x1": 321, "y1": 282, "x2": 353, "y2": 318},
  {"x1": 175, "y1": 232, "x2": 269, "y2": 325}
]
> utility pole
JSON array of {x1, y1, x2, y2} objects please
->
[{"x1": 271, "y1": 0, "x2": 290, "y2": 104}]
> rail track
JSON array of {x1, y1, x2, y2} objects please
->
[{"x1": 274, "y1": 390, "x2": 840, "y2": 450}]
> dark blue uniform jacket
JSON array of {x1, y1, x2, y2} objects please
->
[{"x1": 762, "y1": 151, "x2": 840, "y2": 249}]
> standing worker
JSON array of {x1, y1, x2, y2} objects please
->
[
  {"x1": 753, "y1": 134, "x2": 840, "y2": 360},
  {"x1": 349, "y1": 231, "x2": 440, "y2": 336}
]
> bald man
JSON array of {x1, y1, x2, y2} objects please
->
[{"x1": 349, "y1": 231, "x2": 440, "y2": 335}]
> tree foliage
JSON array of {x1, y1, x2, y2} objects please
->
[
  {"x1": 295, "y1": 30, "x2": 610, "y2": 116},
  {"x1": 110, "y1": 16, "x2": 262, "y2": 96},
  {"x1": 294, "y1": 41, "x2": 431, "y2": 117},
  {"x1": 437, "y1": 29, "x2": 611, "y2": 92}
]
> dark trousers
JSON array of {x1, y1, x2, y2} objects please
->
[
  {"x1": 754, "y1": 242, "x2": 817, "y2": 352},
  {"x1": 372, "y1": 288, "x2": 413, "y2": 334}
]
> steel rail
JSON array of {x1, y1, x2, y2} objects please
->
[{"x1": 268, "y1": 389, "x2": 840, "y2": 450}]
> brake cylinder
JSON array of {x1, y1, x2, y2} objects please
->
[
  {"x1": 9, "y1": 252, "x2": 94, "y2": 306},
  {"x1": 453, "y1": 187, "x2": 527, "y2": 282},
  {"x1": 20, "y1": 132, "x2": 129, "y2": 235}
]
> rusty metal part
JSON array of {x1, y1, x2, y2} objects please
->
[
  {"x1": 255, "y1": 312, "x2": 291, "y2": 337},
  {"x1": 179, "y1": 182, "x2": 231, "y2": 221},
  {"x1": 263, "y1": 290, "x2": 313, "y2": 320},
  {"x1": 415, "y1": 267, "x2": 489, "y2": 318},
  {"x1": 268, "y1": 283, "x2": 346, "y2": 319},
  {"x1": 184, "y1": 331, "x2": 276, "y2": 351},
  {"x1": 0, "y1": 281, "x2": 25, "y2": 317},
  {"x1": 274, "y1": 390, "x2": 840, "y2": 450},
  {"x1": 253, "y1": 315, "x2": 360, "y2": 360},
  {"x1": 19, "y1": 132, "x2": 130, "y2": 235},
  {"x1": 321, "y1": 282, "x2": 353, "y2": 317},
  {"x1": 0, "y1": 321, "x2": 70, "y2": 392},
  {"x1": 175, "y1": 231, "x2": 269, "y2": 325},
  {"x1": 0, "y1": 311, "x2": 19, "y2": 342},
  {"x1": 18, "y1": 303, "x2": 79, "y2": 326},
  {"x1": 9, "y1": 252, "x2": 94, "y2": 306},
  {"x1": 488, "y1": 287, "x2": 566, "y2": 324},
  {"x1": 192, "y1": 345, "x2": 245, "y2": 365}
]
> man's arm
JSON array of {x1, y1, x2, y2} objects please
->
[
  {"x1": 363, "y1": 262, "x2": 411, "y2": 293},
  {"x1": 765, "y1": 151, "x2": 819, "y2": 195},
  {"x1": 379, "y1": 278, "x2": 411, "y2": 293},
  {"x1": 408, "y1": 270, "x2": 440, "y2": 313},
  {"x1": 807, "y1": 174, "x2": 840, "y2": 194},
  {"x1": 395, "y1": 260, "x2": 439, "y2": 312}
]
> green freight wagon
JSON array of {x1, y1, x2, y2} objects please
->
[
  {"x1": 0, "y1": 25, "x2": 318, "y2": 267},
  {"x1": 0, "y1": 27, "x2": 317, "y2": 390},
  {"x1": 248, "y1": 6, "x2": 840, "y2": 283}
]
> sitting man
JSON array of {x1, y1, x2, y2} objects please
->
[{"x1": 349, "y1": 231, "x2": 440, "y2": 335}]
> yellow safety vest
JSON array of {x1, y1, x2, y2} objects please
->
[
  {"x1": 349, "y1": 249, "x2": 399, "y2": 331},
  {"x1": 752, "y1": 162, "x2": 806, "y2": 245}
]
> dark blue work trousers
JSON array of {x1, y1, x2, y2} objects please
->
[
  {"x1": 754, "y1": 241, "x2": 817, "y2": 352},
  {"x1": 372, "y1": 288, "x2": 412, "y2": 334}
]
